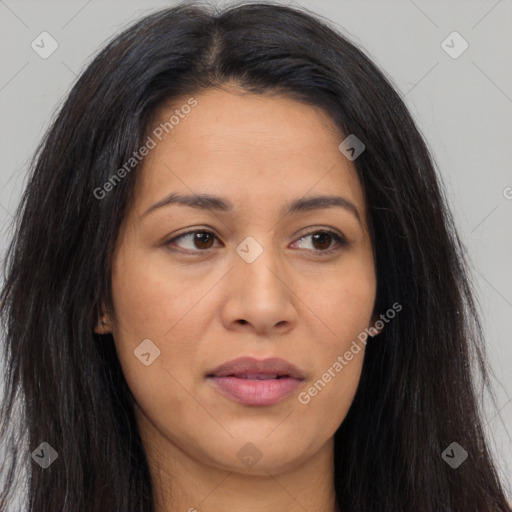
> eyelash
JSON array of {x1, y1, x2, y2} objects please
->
[{"x1": 165, "y1": 228, "x2": 348, "y2": 256}]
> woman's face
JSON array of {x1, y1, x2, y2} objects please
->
[{"x1": 105, "y1": 86, "x2": 377, "y2": 475}]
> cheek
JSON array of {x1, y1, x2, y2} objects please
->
[
  {"x1": 302, "y1": 255, "x2": 376, "y2": 346},
  {"x1": 294, "y1": 260, "x2": 374, "y2": 426},
  {"x1": 295, "y1": 295, "x2": 369, "y2": 437},
  {"x1": 296, "y1": 351, "x2": 364, "y2": 437},
  {"x1": 110, "y1": 244, "x2": 204, "y2": 340},
  {"x1": 109, "y1": 247, "x2": 213, "y2": 402},
  {"x1": 108, "y1": 255, "x2": 221, "y2": 461}
]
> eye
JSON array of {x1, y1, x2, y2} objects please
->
[
  {"x1": 291, "y1": 229, "x2": 348, "y2": 254},
  {"x1": 165, "y1": 228, "x2": 348, "y2": 254},
  {"x1": 166, "y1": 230, "x2": 221, "y2": 252}
]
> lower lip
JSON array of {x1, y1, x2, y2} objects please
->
[{"x1": 208, "y1": 376, "x2": 302, "y2": 406}]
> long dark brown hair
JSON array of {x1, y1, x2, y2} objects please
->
[{"x1": 1, "y1": 2, "x2": 510, "y2": 510}]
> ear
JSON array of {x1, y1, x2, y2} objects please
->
[{"x1": 93, "y1": 302, "x2": 112, "y2": 335}]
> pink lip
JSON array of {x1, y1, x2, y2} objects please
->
[{"x1": 206, "y1": 356, "x2": 305, "y2": 406}]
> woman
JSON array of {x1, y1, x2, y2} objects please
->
[{"x1": 1, "y1": 2, "x2": 510, "y2": 511}]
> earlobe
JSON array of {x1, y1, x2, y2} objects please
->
[
  {"x1": 93, "y1": 303, "x2": 112, "y2": 334},
  {"x1": 94, "y1": 314, "x2": 111, "y2": 334}
]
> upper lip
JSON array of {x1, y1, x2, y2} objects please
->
[{"x1": 206, "y1": 356, "x2": 306, "y2": 380}]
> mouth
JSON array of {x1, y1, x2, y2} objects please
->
[
  {"x1": 217, "y1": 373, "x2": 289, "y2": 379},
  {"x1": 205, "y1": 357, "x2": 305, "y2": 406}
]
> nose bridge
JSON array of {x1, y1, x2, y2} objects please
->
[
  {"x1": 225, "y1": 232, "x2": 296, "y2": 330},
  {"x1": 234, "y1": 234, "x2": 284, "y2": 295}
]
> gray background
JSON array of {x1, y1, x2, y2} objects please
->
[{"x1": 1, "y1": 0, "x2": 511, "y2": 501}]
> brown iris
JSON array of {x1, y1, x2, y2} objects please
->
[
  {"x1": 310, "y1": 232, "x2": 332, "y2": 251},
  {"x1": 193, "y1": 231, "x2": 215, "y2": 249}
]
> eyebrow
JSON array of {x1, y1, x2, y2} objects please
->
[{"x1": 141, "y1": 192, "x2": 362, "y2": 224}]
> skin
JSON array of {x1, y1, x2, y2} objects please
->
[{"x1": 96, "y1": 86, "x2": 378, "y2": 512}]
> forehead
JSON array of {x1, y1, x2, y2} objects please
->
[{"x1": 133, "y1": 87, "x2": 366, "y2": 221}]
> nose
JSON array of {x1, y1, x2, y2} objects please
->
[{"x1": 220, "y1": 239, "x2": 298, "y2": 335}]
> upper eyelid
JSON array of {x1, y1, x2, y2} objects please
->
[{"x1": 167, "y1": 228, "x2": 347, "y2": 250}]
